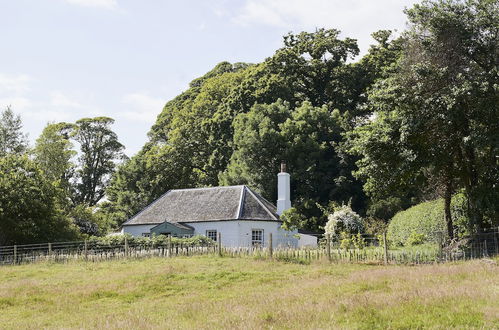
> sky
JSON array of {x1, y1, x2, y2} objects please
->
[{"x1": 0, "y1": 0, "x2": 419, "y2": 156}]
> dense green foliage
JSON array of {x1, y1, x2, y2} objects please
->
[
  {"x1": 0, "y1": 155, "x2": 79, "y2": 245},
  {"x1": 388, "y1": 195, "x2": 468, "y2": 246},
  {"x1": 102, "y1": 28, "x2": 403, "y2": 232},
  {"x1": 89, "y1": 234, "x2": 215, "y2": 247},
  {"x1": 72, "y1": 117, "x2": 125, "y2": 206},
  {"x1": 350, "y1": 0, "x2": 499, "y2": 237}
]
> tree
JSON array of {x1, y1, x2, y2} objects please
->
[
  {"x1": 33, "y1": 122, "x2": 76, "y2": 190},
  {"x1": 72, "y1": 117, "x2": 124, "y2": 206},
  {"x1": 0, "y1": 155, "x2": 79, "y2": 245},
  {"x1": 221, "y1": 100, "x2": 362, "y2": 232},
  {"x1": 351, "y1": 0, "x2": 499, "y2": 236},
  {"x1": 102, "y1": 29, "x2": 404, "y2": 231},
  {"x1": 266, "y1": 29, "x2": 360, "y2": 110},
  {"x1": 0, "y1": 106, "x2": 28, "y2": 157}
]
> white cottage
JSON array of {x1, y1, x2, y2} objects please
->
[{"x1": 121, "y1": 165, "x2": 317, "y2": 248}]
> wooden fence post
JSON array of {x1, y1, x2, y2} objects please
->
[
  {"x1": 48, "y1": 243, "x2": 52, "y2": 257},
  {"x1": 494, "y1": 227, "x2": 499, "y2": 255},
  {"x1": 84, "y1": 239, "x2": 88, "y2": 260},
  {"x1": 437, "y1": 232, "x2": 443, "y2": 262},
  {"x1": 269, "y1": 233, "x2": 273, "y2": 258},
  {"x1": 326, "y1": 234, "x2": 331, "y2": 262},
  {"x1": 124, "y1": 236, "x2": 129, "y2": 258},
  {"x1": 217, "y1": 232, "x2": 222, "y2": 257},
  {"x1": 168, "y1": 235, "x2": 172, "y2": 257},
  {"x1": 13, "y1": 245, "x2": 17, "y2": 265},
  {"x1": 383, "y1": 232, "x2": 388, "y2": 265}
]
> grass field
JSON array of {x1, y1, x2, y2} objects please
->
[{"x1": 0, "y1": 256, "x2": 497, "y2": 329}]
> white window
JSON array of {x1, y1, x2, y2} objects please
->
[
  {"x1": 252, "y1": 229, "x2": 264, "y2": 246},
  {"x1": 206, "y1": 230, "x2": 217, "y2": 241}
]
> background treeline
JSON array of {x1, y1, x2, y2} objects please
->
[{"x1": 0, "y1": 0, "x2": 497, "y2": 245}]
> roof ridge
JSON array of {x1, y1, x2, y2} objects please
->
[
  {"x1": 244, "y1": 187, "x2": 279, "y2": 221},
  {"x1": 235, "y1": 185, "x2": 245, "y2": 219},
  {"x1": 169, "y1": 185, "x2": 244, "y2": 192},
  {"x1": 122, "y1": 189, "x2": 172, "y2": 226}
]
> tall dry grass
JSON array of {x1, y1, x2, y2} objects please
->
[{"x1": 0, "y1": 256, "x2": 497, "y2": 329}]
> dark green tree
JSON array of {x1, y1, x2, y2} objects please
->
[
  {"x1": 72, "y1": 117, "x2": 125, "y2": 206},
  {"x1": 0, "y1": 155, "x2": 79, "y2": 245},
  {"x1": 0, "y1": 106, "x2": 28, "y2": 157},
  {"x1": 351, "y1": 0, "x2": 499, "y2": 236},
  {"x1": 33, "y1": 122, "x2": 76, "y2": 191}
]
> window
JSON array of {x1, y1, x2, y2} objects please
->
[
  {"x1": 206, "y1": 230, "x2": 217, "y2": 241},
  {"x1": 142, "y1": 233, "x2": 150, "y2": 237},
  {"x1": 252, "y1": 229, "x2": 264, "y2": 246}
]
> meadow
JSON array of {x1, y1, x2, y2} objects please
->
[{"x1": 0, "y1": 256, "x2": 497, "y2": 329}]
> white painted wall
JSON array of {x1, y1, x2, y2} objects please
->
[
  {"x1": 186, "y1": 220, "x2": 298, "y2": 248},
  {"x1": 277, "y1": 172, "x2": 291, "y2": 215},
  {"x1": 188, "y1": 221, "x2": 240, "y2": 247},
  {"x1": 122, "y1": 220, "x2": 298, "y2": 248},
  {"x1": 297, "y1": 234, "x2": 318, "y2": 248},
  {"x1": 121, "y1": 224, "x2": 157, "y2": 237}
]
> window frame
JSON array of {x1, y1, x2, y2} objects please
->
[
  {"x1": 206, "y1": 230, "x2": 217, "y2": 241},
  {"x1": 251, "y1": 229, "x2": 264, "y2": 246}
]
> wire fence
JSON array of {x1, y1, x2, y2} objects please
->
[{"x1": 0, "y1": 229, "x2": 497, "y2": 266}]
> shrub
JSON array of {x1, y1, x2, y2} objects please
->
[
  {"x1": 406, "y1": 232, "x2": 426, "y2": 246},
  {"x1": 324, "y1": 205, "x2": 363, "y2": 238},
  {"x1": 387, "y1": 194, "x2": 469, "y2": 246},
  {"x1": 88, "y1": 234, "x2": 215, "y2": 247},
  {"x1": 352, "y1": 233, "x2": 366, "y2": 249},
  {"x1": 362, "y1": 217, "x2": 388, "y2": 235},
  {"x1": 339, "y1": 232, "x2": 352, "y2": 250}
]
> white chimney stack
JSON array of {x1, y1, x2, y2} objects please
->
[{"x1": 277, "y1": 162, "x2": 291, "y2": 215}]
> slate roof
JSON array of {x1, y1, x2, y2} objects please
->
[{"x1": 122, "y1": 185, "x2": 280, "y2": 226}]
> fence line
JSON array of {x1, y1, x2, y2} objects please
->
[{"x1": 0, "y1": 230, "x2": 497, "y2": 266}]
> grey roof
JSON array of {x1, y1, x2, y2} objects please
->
[{"x1": 123, "y1": 185, "x2": 280, "y2": 226}]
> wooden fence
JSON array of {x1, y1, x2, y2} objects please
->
[{"x1": 0, "y1": 230, "x2": 497, "y2": 267}]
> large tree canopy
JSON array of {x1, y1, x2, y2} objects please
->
[
  {"x1": 72, "y1": 117, "x2": 125, "y2": 206},
  {"x1": 101, "y1": 29, "x2": 402, "y2": 230},
  {"x1": 350, "y1": 0, "x2": 499, "y2": 235},
  {"x1": 0, "y1": 155, "x2": 79, "y2": 245}
]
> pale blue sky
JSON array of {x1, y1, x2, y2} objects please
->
[{"x1": 0, "y1": 0, "x2": 418, "y2": 155}]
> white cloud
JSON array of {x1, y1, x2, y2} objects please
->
[
  {"x1": 63, "y1": 0, "x2": 118, "y2": 10},
  {"x1": 122, "y1": 92, "x2": 165, "y2": 124},
  {"x1": 0, "y1": 97, "x2": 33, "y2": 111},
  {"x1": 0, "y1": 74, "x2": 33, "y2": 94},
  {"x1": 232, "y1": 0, "x2": 418, "y2": 53},
  {"x1": 235, "y1": 1, "x2": 288, "y2": 27},
  {"x1": 50, "y1": 91, "x2": 84, "y2": 108}
]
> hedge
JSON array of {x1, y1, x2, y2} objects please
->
[
  {"x1": 88, "y1": 234, "x2": 216, "y2": 247},
  {"x1": 387, "y1": 194, "x2": 468, "y2": 246}
]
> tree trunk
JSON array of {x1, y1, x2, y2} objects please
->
[{"x1": 444, "y1": 178, "x2": 453, "y2": 240}]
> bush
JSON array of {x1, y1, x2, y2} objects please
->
[
  {"x1": 406, "y1": 232, "x2": 426, "y2": 246},
  {"x1": 387, "y1": 194, "x2": 468, "y2": 246},
  {"x1": 352, "y1": 233, "x2": 366, "y2": 249},
  {"x1": 324, "y1": 205, "x2": 363, "y2": 238},
  {"x1": 362, "y1": 217, "x2": 388, "y2": 235},
  {"x1": 88, "y1": 234, "x2": 215, "y2": 247},
  {"x1": 339, "y1": 232, "x2": 352, "y2": 250}
]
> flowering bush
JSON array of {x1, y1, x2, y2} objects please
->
[{"x1": 324, "y1": 205, "x2": 363, "y2": 238}]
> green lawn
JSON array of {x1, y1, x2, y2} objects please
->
[{"x1": 0, "y1": 256, "x2": 497, "y2": 329}]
